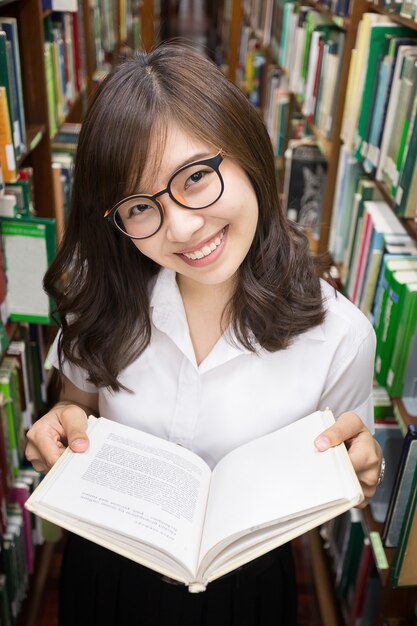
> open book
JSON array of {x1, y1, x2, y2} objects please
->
[{"x1": 25, "y1": 409, "x2": 363, "y2": 592}]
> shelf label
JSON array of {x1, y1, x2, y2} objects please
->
[{"x1": 370, "y1": 531, "x2": 389, "y2": 570}]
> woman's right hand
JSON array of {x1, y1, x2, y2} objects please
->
[{"x1": 25, "y1": 403, "x2": 90, "y2": 473}]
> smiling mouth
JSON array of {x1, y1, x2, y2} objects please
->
[{"x1": 179, "y1": 227, "x2": 227, "y2": 260}]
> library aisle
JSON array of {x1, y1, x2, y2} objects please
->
[{"x1": 32, "y1": 5, "x2": 323, "y2": 622}]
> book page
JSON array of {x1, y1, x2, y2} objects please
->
[
  {"x1": 31, "y1": 417, "x2": 211, "y2": 576},
  {"x1": 199, "y1": 410, "x2": 362, "y2": 568}
]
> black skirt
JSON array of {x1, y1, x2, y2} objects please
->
[{"x1": 59, "y1": 533, "x2": 297, "y2": 626}]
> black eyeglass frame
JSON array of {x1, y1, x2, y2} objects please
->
[{"x1": 103, "y1": 151, "x2": 225, "y2": 240}]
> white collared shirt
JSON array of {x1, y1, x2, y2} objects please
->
[{"x1": 48, "y1": 268, "x2": 376, "y2": 469}]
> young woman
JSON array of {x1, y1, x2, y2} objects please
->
[{"x1": 26, "y1": 44, "x2": 382, "y2": 626}]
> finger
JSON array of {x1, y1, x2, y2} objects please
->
[
  {"x1": 25, "y1": 435, "x2": 66, "y2": 472},
  {"x1": 314, "y1": 412, "x2": 367, "y2": 451},
  {"x1": 59, "y1": 405, "x2": 90, "y2": 452},
  {"x1": 348, "y1": 434, "x2": 381, "y2": 495}
]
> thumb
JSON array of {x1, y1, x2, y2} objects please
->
[
  {"x1": 60, "y1": 405, "x2": 90, "y2": 452},
  {"x1": 314, "y1": 411, "x2": 366, "y2": 451}
]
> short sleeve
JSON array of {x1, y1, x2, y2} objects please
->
[
  {"x1": 318, "y1": 325, "x2": 376, "y2": 433},
  {"x1": 46, "y1": 331, "x2": 99, "y2": 394}
]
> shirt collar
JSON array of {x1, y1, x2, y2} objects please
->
[
  {"x1": 149, "y1": 269, "x2": 326, "y2": 370},
  {"x1": 150, "y1": 269, "x2": 252, "y2": 370}
]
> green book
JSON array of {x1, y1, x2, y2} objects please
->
[
  {"x1": 0, "y1": 18, "x2": 26, "y2": 155},
  {"x1": 0, "y1": 357, "x2": 24, "y2": 476},
  {"x1": 0, "y1": 31, "x2": 19, "y2": 160},
  {"x1": 393, "y1": 60, "x2": 417, "y2": 195},
  {"x1": 382, "y1": 53, "x2": 417, "y2": 195},
  {"x1": 354, "y1": 24, "x2": 414, "y2": 162},
  {"x1": 386, "y1": 282, "x2": 417, "y2": 396},
  {"x1": 44, "y1": 41, "x2": 58, "y2": 137},
  {"x1": 374, "y1": 269, "x2": 417, "y2": 387},
  {"x1": 335, "y1": 509, "x2": 365, "y2": 600},
  {"x1": 0, "y1": 216, "x2": 56, "y2": 324},
  {"x1": 396, "y1": 99, "x2": 417, "y2": 216},
  {"x1": 6, "y1": 179, "x2": 31, "y2": 216},
  {"x1": 301, "y1": 11, "x2": 336, "y2": 86},
  {"x1": 392, "y1": 463, "x2": 417, "y2": 587}
]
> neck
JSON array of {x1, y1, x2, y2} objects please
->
[{"x1": 176, "y1": 274, "x2": 236, "y2": 313}]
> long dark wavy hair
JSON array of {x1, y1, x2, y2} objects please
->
[{"x1": 45, "y1": 43, "x2": 326, "y2": 391}]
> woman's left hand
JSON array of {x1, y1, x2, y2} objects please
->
[{"x1": 314, "y1": 411, "x2": 383, "y2": 507}]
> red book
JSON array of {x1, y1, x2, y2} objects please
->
[
  {"x1": 347, "y1": 539, "x2": 372, "y2": 625},
  {"x1": 72, "y1": 11, "x2": 81, "y2": 93},
  {"x1": 309, "y1": 37, "x2": 325, "y2": 125}
]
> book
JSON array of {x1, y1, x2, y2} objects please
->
[
  {"x1": 402, "y1": 330, "x2": 417, "y2": 416},
  {"x1": 343, "y1": 180, "x2": 383, "y2": 288},
  {"x1": 0, "y1": 19, "x2": 26, "y2": 157},
  {"x1": 386, "y1": 282, "x2": 417, "y2": 396},
  {"x1": 391, "y1": 462, "x2": 417, "y2": 587},
  {"x1": 335, "y1": 509, "x2": 365, "y2": 600},
  {"x1": 396, "y1": 91, "x2": 417, "y2": 216},
  {"x1": 347, "y1": 200, "x2": 407, "y2": 306},
  {"x1": 328, "y1": 146, "x2": 362, "y2": 264},
  {"x1": 0, "y1": 30, "x2": 21, "y2": 162},
  {"x1": 383, "y1": 424, "x2": 417, "y2": 547},
  {"x1": 381, "y1": 53, "x2": 417, "y2": 195},
  {"x1": 377, "y1": 44, "x2": 417, "y2": 183},
  {"x1": 372, "y1": 254, "x2": 417, "y2": 321},
  {"x1": 368, "y1": 422, "x2": 404, "y2": 523},
  {"x1": 0, "y1": 86, "x2": 16, "y2": 183},
  {"x1": 0, "y1": 357, "x2": 24, "y2": 477},
  {"x1": 357, "y1": 202, "x2": 409, "y2": 314},
  {"x1": 354, "y1": 24, "x2": 414, "y2": 162},
  {"x1": 282, "y1": 140, "x2": 327, "y2": 241},
  {"x1": 341, "y1": 14, "x2": 392, "y2": 153},
  {"x1": 25, "y1": 410, "x2": 364, "y2": 592},
  {"x1": 0, "y1": 216, "x2": 56, "y2": 324},
  {"x1": 347, "y1": 537, "x2": 373, "y2": 625},
  {"x1": 374, "y1": 268, "x2": 417, "y2": 386},
  {"x1": 363, "y1": 53, "x2": 393, "y2": 174}
]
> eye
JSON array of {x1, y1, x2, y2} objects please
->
[
  {"x1": 128, "y1": 203, "x2": 153, "y2": 218},
  {"x1": 185, "y1": 168, "x2": 211, "y2": 189}
]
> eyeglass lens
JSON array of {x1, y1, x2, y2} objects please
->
[{"x1": 114, "y1": 161, "x2": 223, "y2": 239}]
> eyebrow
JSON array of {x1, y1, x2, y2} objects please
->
[
  {"x1": 140, "y1": 151, "x2": 214, "y2": 193},
  {"x1": 171, "y1": 151, "x2": 214, "y2": 174}
]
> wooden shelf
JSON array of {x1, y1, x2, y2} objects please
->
[
  {"x1": 303, "y1": 0, "x2": 351, "y2": 29},
  {"x1": 16, "y1": 541, "x2": 56, "y2": 626},
  {"x1": 370, "y1": 2, "x2": 417, "y2": 27},
  {"x1": 307, "y1": 528, "x2": 343, "y2": 626}
]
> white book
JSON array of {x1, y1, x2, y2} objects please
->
[
  {"x1": 376, "y1": 46, "x2": 417, "y2": 181},
  {"x1": 26, "y1": 410, "x2": 363, "y2": 592}
]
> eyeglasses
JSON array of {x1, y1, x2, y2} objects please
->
[{"x1": 104, "y1": 151, "x2": 225, "y2": 239}]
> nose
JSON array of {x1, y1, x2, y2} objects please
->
[{"x1": 162, "y1": 197, "x2": 205, "y2": 243}]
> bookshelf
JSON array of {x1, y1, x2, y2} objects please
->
[
  {"x1": 0, "y1": 1, "x2": 161, "y2": 624},
  {"x1": 219, "y1": 0, "x2": 417, "y2": 624}
]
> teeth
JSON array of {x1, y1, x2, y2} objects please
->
[{"x1": 183, "y1": 228, "x2": 225, "y2": 260}]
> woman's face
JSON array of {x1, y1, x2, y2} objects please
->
[{"x1": 131, "y1": 126, "x2": 259, "y2": 290}]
